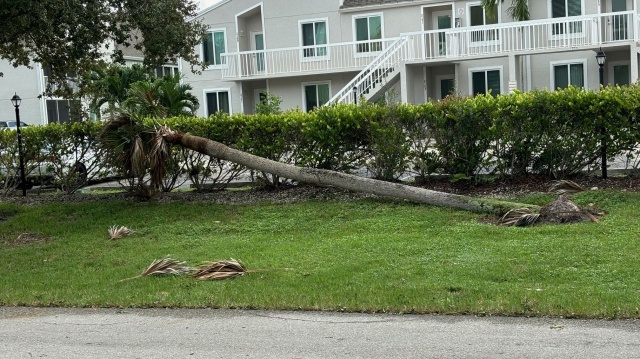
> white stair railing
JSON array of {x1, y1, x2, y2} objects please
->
[{"x1": 328, "y1": 36, "x2": 410, "y2": 105}]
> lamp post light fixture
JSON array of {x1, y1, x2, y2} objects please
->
[
  {"x1": 10, "y1": 93, "x2": 27, "y2": 196},
  {"x1": 353, "y1": 86, "x2": 358, "y2": 105},
  {"x1": 595, "y1": 48, "x2": 607, "y2": 179}
]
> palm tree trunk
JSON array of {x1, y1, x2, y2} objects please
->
[{"x1": 164, "y1": 131, "x2": 539, "y2": 215}]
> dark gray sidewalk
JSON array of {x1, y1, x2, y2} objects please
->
[{"x1": 1, "y1": 307, "x2": 639, "y2": 358}]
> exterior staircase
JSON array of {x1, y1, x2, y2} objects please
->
[{"x1": 328, "y1": 36, "x2": 410, "y2": 105}]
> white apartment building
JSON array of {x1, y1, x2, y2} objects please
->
[
  {"x1": 0, "y1": 44, "x2": 177, "y2": 126},
  {"x1": 183, "y1": 0, "x2": 639, "y2": 116}
]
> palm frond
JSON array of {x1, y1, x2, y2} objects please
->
[
  {"x1": 120, "y1": 256, "x2": 193, "y2": 282},
  {"x1": 141, "y1": 256, "x2": 192, "y2": 276},
  {"x1": 500, "y1": 207, "x2": 541, "y2": 227},
  {"x1": 513, "y1": 213, "x2": 541, "y2": 227},
  {"x1": 148, "y1": 126, "x2": 172, "y2": 190},
  {"x1": 130, "y1": 135, "x2": 146, "y2": 176},
  {"x1": 481, "y1": 0, "x2": 499, "y2": 20},
  {"x1": 108, "y1": 225, "x2": 133, "y2": 239},
  {"x1": 548, "y1": 180, "x2": 586, "y2": 195},
  {"x1": 508, "y1": 0, "x2": 530, "y2": 21},
  {"x1": 192, "y1": 259, "x2": 248, "y2": 280}
]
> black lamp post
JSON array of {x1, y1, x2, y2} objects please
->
[
  {"x1": 10, "y1": 93, "x2": 27, "y2": 196},
  {"x1": 353, "y1": 86, "x2": 358, "y2": 105},
  {"x1": 595, "y1": 49, "x2": 607, "y2": 179}
]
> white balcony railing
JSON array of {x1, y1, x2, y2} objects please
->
[
  {"x1": 222, "y1": 12, "x2": 637, "y2": 81},
  {"x1": 403, "y1": 11, "x2": 636, "y2": 62},
  {"x1": 221, "y1": 39, "x2": 398, "y2": 79}
]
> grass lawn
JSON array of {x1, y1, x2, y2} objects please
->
[{"x1": 0, "y1": 189, "x2": 639, "y2": 318}]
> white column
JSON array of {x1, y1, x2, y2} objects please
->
[
  {"x1": 400, "y1": 64, "x2": 408, "y2": 103},
  {"x1": 631, "y1": 48, "x2": 639, "y2": 84},
  {"x1": 508, "y1": 54, "x2": 517, "y2": 93}
]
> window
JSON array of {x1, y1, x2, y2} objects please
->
[
  {"x1": 301, "y1": 20, "x2": 328, "y2": 58},
  {"x1": 613, "y1": 64, "x2": 630, "y2": 86},
  {"x1": 354, "y1": 14, "x2": 382, "y2": 53},
  {"x1": 551, "y1": 0, "x2": 582, "y2": 35},
  {"x1": 42, "y1": 65, "x2": 78, "y2": 93},
  {"x1": 202, "y1": 30, "x2": 226, "y2": 66},
  {"x1": 205, "y1": 90, "x2": 230, "y2": 116},
  {"x1": 46, "y1": 100, "x2": 80, "y2": 124},
  {"x1": 471, "y1": 69, "x2": 501, "y2": 96},
  {"x1": 553, "y1": 63, "x2": 584, "y2": 89},
  {"x1": 439, "y1": 78, "x2": 455, "y2": 99},
  {"x1": 155, "y1": 65, "x2": 179, "y2": 78},
  {"x1": 303, "y1": 82, "x2": 330, "y2": 112},
  {"x1": 469, "y1": 4, "x2": 498, "y2": 43}
]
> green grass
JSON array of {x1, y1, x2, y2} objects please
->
[{"x1": 1, "y1": 191, "x2": 639, "y2": 318}]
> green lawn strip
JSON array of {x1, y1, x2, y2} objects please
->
[{"x1": 0, "y1": 191, "x2": 639, "y2": 318}]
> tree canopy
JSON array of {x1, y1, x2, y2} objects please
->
[{"x1": 0, "y1": 0, "x2": 206, "y2": 96}]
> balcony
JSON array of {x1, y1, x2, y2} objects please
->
[
  {"x1": 403, "y1": 11, "x2": 636, "y2": 62},
  {"x1": 221, "y1": 39, "x2": 398, "y2": 80},
  {"x1": 221, "y1": 11, "x2": 638, "y2": 81}
]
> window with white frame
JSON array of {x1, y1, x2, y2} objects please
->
[
  {"x1": 552, "y1": 62, "x2": 585, "y2": 89},
  {"x1": 204, "y1": 90, "x2": 230, "y2": 116},
  {"x1": 354, "y1": 14, "x2": 382, "y2": 53},
  {"x1": 46, "y1": 100, "x2": 81, "y2": 124},
  {"x1": 470, "y1": 69, "x2": 501, "y2": 96},
  {"x1": 301, "y1": 19, "x2": 328, "y2": 58},
  {"x1": 202, "y1": 29, "x2": 226, "y2": 66},
  {"x1": 469, "y1": 3, "x2": 498, "y2": 43},
  {"x1": 42, "y1": 65, "x2": 78, "y2": 93},
  {"x1": 155, "y1": 65, "x2": 179, "y2": 78},
  {"x1": 303, "y1": 82, "x2": 330, "y2": 112},
  {"x1": 613, "y1": 64, "x2": 630, "y2": 86},
  {"x1": 550, "y1": 0, "x2": 582, "y2": 35}
]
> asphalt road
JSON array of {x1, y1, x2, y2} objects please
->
[{"x1": 1, "y1": 307, "x2": 639, "y2": 358}]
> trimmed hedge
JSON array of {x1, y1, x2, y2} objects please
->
[{"x1": 2, "y1": 85, "x2": 640, "y2": 195}]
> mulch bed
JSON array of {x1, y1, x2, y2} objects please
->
[
  {"x1": 415, "y1": 174, "x2": 640, "y2": 198},
  {"x1": 1, "y1": 174, "x2": 638, "y2": 207}
]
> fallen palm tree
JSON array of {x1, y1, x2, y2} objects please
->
[
  {"x1": 97, "y1": 115, "x2": 609, "y2": 223},
  {"x1": 100, "y1": 115, "x2": 540, "y2": 215}
]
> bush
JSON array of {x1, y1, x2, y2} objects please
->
[{"x1": 429, "y1": 95, "x2": 495, "y2": 178}]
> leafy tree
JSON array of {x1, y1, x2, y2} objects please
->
[
  {"x1": 0, "y1": 0, "x2": 206, "y2": 96},
  {"x1": 481, "y1": 0, "x2": 530, "y2": 21},
  {"x1": 255, "y1": 92, "x2": 283, "y2": 115}
]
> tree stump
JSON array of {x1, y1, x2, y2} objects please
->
[{"x1": 539, "y1": 195, "x2": 591, "y2": 224}]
